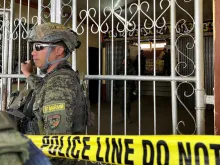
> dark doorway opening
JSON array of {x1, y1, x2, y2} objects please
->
[{"x1": 89, "y1": 47, "x2": 99, "y2": 104}]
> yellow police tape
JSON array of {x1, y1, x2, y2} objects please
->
[{"x1": 27, "y1": 135, "x2": 220, "y2": 165}]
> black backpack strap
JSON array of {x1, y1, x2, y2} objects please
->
[{"x1": 22, "y1": 90, "x2": 35, "y2": 119}]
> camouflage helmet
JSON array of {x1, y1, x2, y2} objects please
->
[{"x1": 27, "y1": 22, "x2": 81, "y2": 52}]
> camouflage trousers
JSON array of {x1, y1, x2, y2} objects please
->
[{"x1": 118, "y1": 87, "x2": 132, "y2": 120}]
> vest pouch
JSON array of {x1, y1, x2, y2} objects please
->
[
  {"x1": 7, "y1": 88, "x2": 35, "y2": 134},
  {"x1": 8, "y1": 88, "x2": 33, "y2": 111}
]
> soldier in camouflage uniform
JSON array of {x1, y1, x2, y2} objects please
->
[
  {"x1": 115, "y1": 58, "x2": 137, "y2": 124},
  {"x1": 21, "y1": 22, "x2": 85, "y2": 164}
]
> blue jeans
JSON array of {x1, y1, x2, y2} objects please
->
[{"x1": 24, "y1": 136, "x2": 52, "y2": 165}]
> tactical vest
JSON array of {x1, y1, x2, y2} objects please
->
[
  {"x1": 7, "y1": 87, "x2": 36, "y2": 134},
  {"x1": 37, "y1": 68, "x2": 94, "y2": 134},
  {"x1": 7, "y1": 68, "x2": 94, "y2": 135}
]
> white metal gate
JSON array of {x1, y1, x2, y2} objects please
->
[{"x1": 0, "y1": 0, "x2": 213, "y2": 136}]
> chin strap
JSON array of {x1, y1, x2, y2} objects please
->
[{"x1": 40, "y1": 44, "x2": 71, "y2": 74}]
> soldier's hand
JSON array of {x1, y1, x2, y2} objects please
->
[{"x1": 21, "y1": 60, "x2": 33, "y2": 78}]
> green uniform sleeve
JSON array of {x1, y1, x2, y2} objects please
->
[
  {"x1": 42, "y1": 74, "x2": 81, "y2": 134},
  {"x1": 26, "y1": 73, "x2": 43, "y2": 89}
]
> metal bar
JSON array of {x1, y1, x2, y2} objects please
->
[
  {"x1": 50, "y1": 0, "x2": 56, "y2": 22},
  {"x1": 84, "y1": 74, "x2": 196, "y2": 82},
  {"x1": 1, "y1": 1, "x2": 8, "y2": 111},
  {"x1": 124, "y1": 0, "x2": 128, "y2": 135},
  {"x1": 153, "y1": 0, "x2": 157, "y2": 135},
  {"x1": 37, "y1": 0, "x2": 42, "y2": 75},
  {"x1": 27, "y1": 0, "x2": 30, "y2": 61},
  {"x1": 86, "y1": 0, "x2": 89, "y2": 76},
  {"x1": 1, "y1": 5, "x2": 6, "y2": 80},
  {"x1": 38, "y1": 0, "x2": 42, "y2": 24},
  {"x1": 17, "y1": 0, "x2": 22, "y2": 90},
  {"x1": 3, "y1": 10, "x2": 9, "y2": 91},
  {"x1": 0, "y1": 9, "x2": 6, "y2": 110},
  {"x1": 170, "y1": 0, "x2": 178, "y2": 135},
  {"x1": 72, "y1": 0, "x2": 77, "y2": 70},
  {"x1": 110, "y1": 83, "x2": 113, "y2": 135},
  {"x1": 0, "y1": 74, "x2": 32, "y2": 78},
  {"x1": 26, "y1": 0, "x2": 30, "y2": 90},
  {"x1": 7, "y1": 0, "x2": 14, "y2": 100},
  {"x1": 56, "y1": 0, "x2": 61, "y2": 23},
  {"x1": 138, "y1": 0, "x2": 141, "y2": 135},
  {"x1": 0, "y1": 74, "x2": 196, "y2": 82},
  {"x1": 85, "y1": 75, "x2": 196, "y2": 82},
  {"x1": 86, "y1": 0, "x2": 92, "y2": 135},
  {"x1": 26, "y1": 0, "x2": 30, "y2": 89},
  {"x1": 110, "y1": 0, "x2": 114, "y2": 135},
  {"x1": 0, "y1": 9, "x2": 10, "y2": 12},
  {"x1": 194, "y1": 0, "x2": 205, "y2": 134},
  {"x1": 98, "y1": 0, "x2": 101, "y2": 136}
]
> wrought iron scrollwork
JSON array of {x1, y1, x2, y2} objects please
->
[
  {"x1": 41, "y1": 1, "x2": 51, "y2": 23},
  {"x1": 174, "y1": 0, "x2": 197, "y2": 134},
  {"x1": 175, "y1": 0, "x2": 195, "y2": 77},
  {"x1": 155, "y1": 0, "x2": 171, "y2": 29},
  {"x1": 176, "y1": 82, "x2": 197, "y2": 135},
  {"x1": 75, "y1": 0, "x2": 197, "y2": 135},
  {"x1": 61, "y1": 0, "x2": 73, "y2": 25}
]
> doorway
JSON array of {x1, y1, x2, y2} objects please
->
[{"x1": 89, "y1": 47, "x2": 99, "y2": 104}]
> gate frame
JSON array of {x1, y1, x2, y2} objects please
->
[
  {"x1": 0, "y1": 0, "x2": 206, "y2": 135},
  {"x1": 0, "y1": 9, "x2": 10, "y2": 111}
]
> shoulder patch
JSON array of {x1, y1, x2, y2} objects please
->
[
  {"x1": 43, "y1": 103, "x2": 65, "y2": 113},
  {"x1": 48, "y1": 114, "x2": 61, "y2": 129}
]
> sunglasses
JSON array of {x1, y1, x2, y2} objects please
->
[{"x1": 33, "y1": 43, "x2": 58, "y2": 51}]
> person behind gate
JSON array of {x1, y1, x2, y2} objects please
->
[
  {"x1": 20, "y1": 22, "x2": 87, "y2": 165},
  {"x1": 115, "y1": 57, "x2": 137, "y2": 124}
]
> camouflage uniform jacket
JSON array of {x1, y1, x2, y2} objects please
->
[{"x1": 26, "y1": 61, "x2": 86, "y2": 135}]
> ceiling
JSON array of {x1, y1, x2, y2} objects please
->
[{"x1": 30, "y1": 0, "x2": 213, "y2": 26}]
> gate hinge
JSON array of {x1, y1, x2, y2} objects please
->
[{"x1": 204, "y1": 95, "x2": 214, "y2": 105}]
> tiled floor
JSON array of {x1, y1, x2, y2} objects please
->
[{"x1": 87, "y1": 96, "x2": 214, "y2": 135}]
